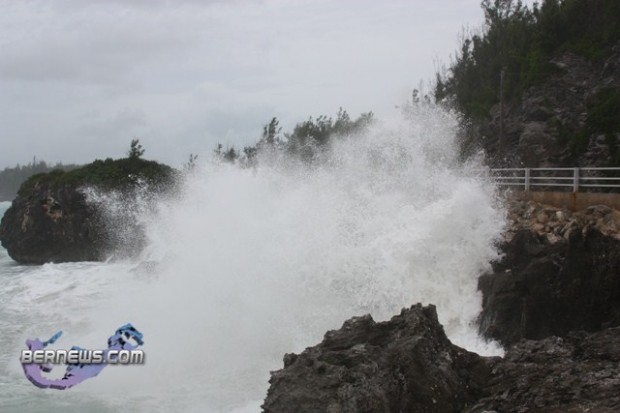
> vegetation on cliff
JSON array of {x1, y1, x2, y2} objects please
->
[
  {"x1": 1, "y1": 140, "x2": 174, "y2": 202},
  {"x1": 17, "y1": 140, "x2": 175, "y2": 197},
  {"x1": 0, "y1": 140, "x2": 175, "y2": 264},
  {"x1": 435, "y1": 0, "x2": 620, "y2": 166},
  {"x1": 436, "y1": 0, "x2": 620, "y2": 120}
]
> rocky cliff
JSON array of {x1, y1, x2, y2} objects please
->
[
  {"x1": 481, "y1": 42, "x2": 620, "y2": 167},
  {"x1": 479, "y1": 201, "x2": 620, "y2": 346},
  {"x1": 435, "y1": 0, "x2": 620, "y2": 168}
]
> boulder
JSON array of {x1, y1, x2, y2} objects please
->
[
  {"x1": 264, "y1": 304, "x2": 620, "y2": 413},
  {"x1": 263, "y1": 304, "x2": 495, "y2": 413},
  {"x1": 0, "y1": 183, "x2": 106, "y2": 264},
  {"x1": 0, "y1": 157, "x2": 175, "y2": 264}
]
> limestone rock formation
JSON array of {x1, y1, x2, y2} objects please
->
[
  {"x1": 505, "y1": 200, "x2": 620, "y2": 243},
  {"x1": 263, "y1": 304, "x2": 495, "y2": 413}
]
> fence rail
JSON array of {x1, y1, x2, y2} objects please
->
[{"x1": 488, "y1": 167, "x2": 620, "y2": 192}]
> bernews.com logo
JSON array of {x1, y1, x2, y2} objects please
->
[{"x1": 20, "y1": 323, "x2": 144, "y2": 390}]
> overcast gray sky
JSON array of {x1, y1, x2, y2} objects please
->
[{"x1": 0, "y1": 0, "x2": 489, "y2": 169}]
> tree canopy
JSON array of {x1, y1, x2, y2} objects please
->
[
  {"x1": 435, "y1": 0, "x2": 620, "y2": 120},
  {"x1": 215, "y1": 108, "x2": 374, "y2": 165}
]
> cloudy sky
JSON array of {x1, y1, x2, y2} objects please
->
[{"x1": 0, "y1": 0, "x2": 490, "y2": 169}]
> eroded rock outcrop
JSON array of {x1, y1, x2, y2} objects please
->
[
  {"x1": 0, "y1": 157, "x2": 174, "y2": 264},
  {"x1": 466, "y1": 327, "x2": 620, "y2": 413},
  {"x1": 263, "y1": 305, "x2": 494, "y2": 413},
  {"x1": 264, "y1": 304, "x2": 620, "y2": 413},
  {"x1": 479, "y1": 202, "x2": 620, "y2": 347},
  {"x1": 0, "y1": 184, "x2": 106, "y2": 264}
]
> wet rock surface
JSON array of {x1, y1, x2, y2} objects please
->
[
  {"x1": 263, "y1": 304, "x2": 620, "y2": 413},
  {"x1": 263, "y1": 304, "x2": 495, "y2": 413},
  {"x1": 466, "y1": 327, "x2": 620, "y2": 413},
  {"x1": 0, "y1": 183, "x2": 106, "y2": 264},
  {"x1": 479, "y1": 202, "x2": 620, "y2": 347}
]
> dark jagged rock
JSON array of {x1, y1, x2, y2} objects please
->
[
  {"x1": 263, "y1": 304, "x2": 496, "y2": 413},
  {"x1": 0, "y1": 184, "x2": 106, "y2": 264},
  {"x1": 466, "y1": 327, "x2": 620, "y2": 413},
  {"x1": 0, "y1": 157, "x2": 175, "y2": 264},
  {"x1": 263, "y1": 304, "x2": 620, "y2": 413},
  {"x1": 478, "y1": 227, "x2": 620, "y2": 347}
]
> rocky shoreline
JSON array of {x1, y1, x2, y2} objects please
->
[
  {"x1": 263, "y1": 305, "x2": 494, "y2": 413},
  {"x1": 264, "y1": 304, "x2": 620, "y2": 413},
  {"x1": 264, "y1": 200, "x2": 620, "y2": 412}
]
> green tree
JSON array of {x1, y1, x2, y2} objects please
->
[
  {"x1": 261, "y1": 117, "x2": 282, "y2": 146},
  {"x1": 184, "y1": 153, "x2": 198, "y2": 171},
  {"x1": 128, "y1": 139, "x2": 145, "y2": 160}
]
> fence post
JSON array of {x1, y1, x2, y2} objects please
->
[
  {"x1": 524, "y1": 168, "x2": 530, "y2": 192},
  {"x1": 573, "y1": 168, "x2": 580, "y2": 192}
]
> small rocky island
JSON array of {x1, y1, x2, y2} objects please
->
[{"x1": 0, "y1": 151, "x2": 174, "y2": 264}]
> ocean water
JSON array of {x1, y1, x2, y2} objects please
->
[{"x1": 0, "y1": 106, "x2": 506, "y2": 412}]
